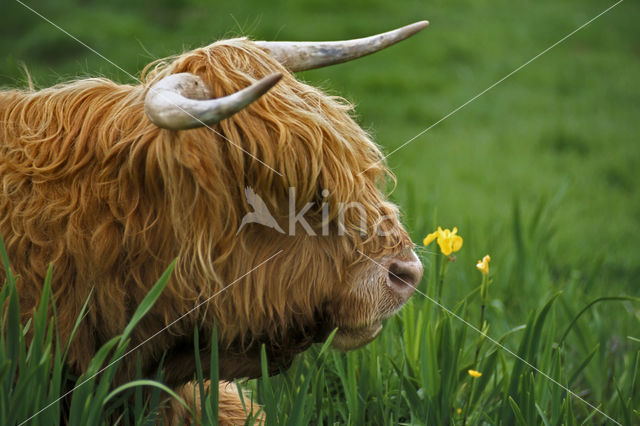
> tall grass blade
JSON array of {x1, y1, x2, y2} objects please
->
[
  {"x1": 558, "y1": 296, "x2": 639, "y2": 345},
  {"x1": 121, "y1": 259, "x2": 176, "y2": 344}
]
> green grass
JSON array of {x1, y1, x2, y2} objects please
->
[
  {"x1": 240, "y1": 197, "x2": 640, "y2": 425},
  {"x1": 3, "y1": 216, "x2": 638, "y2": 424},
  {"x1": 0, "y1": 236, "x2": 185, "y2": 425},
  {"x1": 1, "y1": 0, "x2": 639, "y2": 424}
]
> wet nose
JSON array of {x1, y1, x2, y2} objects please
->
[{"x1": 386, "y1": 249, "x2": 423, "y2": 301}]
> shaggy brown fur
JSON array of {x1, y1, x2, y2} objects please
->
[{"x1": 1, "y1": 37, "x2": 413, "y2": 422}]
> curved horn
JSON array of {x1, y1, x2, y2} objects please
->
[
  {"x1": 145, "y1": 72, "x2": 283, "y2": 130},
  {"x1": 255, "y1": 21, "x2": 429, "y2": 72}
]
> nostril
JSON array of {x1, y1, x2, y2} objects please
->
[
  {"x1": 388, "y1": 263, "x2": 415, "y2": 287},
  {"x1": 387, "y1": 257, "x2": 423, "y2": 298}
]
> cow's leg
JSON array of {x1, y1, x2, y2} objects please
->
[{"x1": 165, "y1": 380, "x2": 263, "y2": 425}]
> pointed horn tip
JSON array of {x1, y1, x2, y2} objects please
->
[
  {"x1": 406, "y1": 20, "x2": 430, "y2": 34},
  {"x1": 255, "y1": 72, "x2": 284, "y2": 93},
  {"x1": 265, "y1": 72, "x2": 284, "y2": 86}
]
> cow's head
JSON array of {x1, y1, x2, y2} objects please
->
[{"x1": 140, "y1": 22, "x2": 426, "y2": 359}]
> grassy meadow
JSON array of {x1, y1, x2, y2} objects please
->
[{"x1": 1, "y1": 0, "x2": 639, "y2": 424}]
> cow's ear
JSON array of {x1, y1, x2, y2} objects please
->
[
  {"x1": 145, "y1": 72, "x2": 282, "y2": 130},
  {"x1": 255, "y1": 21, "x2": 428, "y2": 72}
]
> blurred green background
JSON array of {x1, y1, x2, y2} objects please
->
[{"x1": 2, "y1": 0, "x2": 638, "y2": 299}]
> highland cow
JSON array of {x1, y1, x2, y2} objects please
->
[{"x1": 0, "y1": 21, "x2": 427, "y2": 424}]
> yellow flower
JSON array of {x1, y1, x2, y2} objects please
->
[
  {"x1": 456, "y1": 408, "x2": 462, "y2": 414},
  {"x1": 468, "y1": 369, "x2": 482, "y2": 378},
  {"x1": 423, "y1": 231, "x2": 438, "y2": 247},
  {"x1": 476, "y1": 255, "x2": 491, "y2": 275},
  {"x1": 423, "y1": 226, "x2": 463, "y2": 256}
]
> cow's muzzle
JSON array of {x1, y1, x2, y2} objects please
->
[{"x1": 385, "y1": 248, "x2": 423, "y2": 303}]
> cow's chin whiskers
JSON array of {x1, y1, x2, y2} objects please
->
[
  {"x1": 330, "y1": 298, "x2": 410, "y2": 351},
  {"x1": 330, "y1": 321, "x2": 383, "y2": 351}
]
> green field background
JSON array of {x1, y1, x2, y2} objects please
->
[{"x1": 1, "y1": 0, "x2": 639, "y2": 423}]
